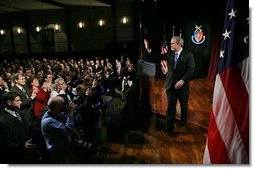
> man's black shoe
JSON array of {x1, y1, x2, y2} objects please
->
[
  {"x1": 177, "y1": 121, "x2": 186, "y2": 127},
  {"x1": 161, "y1": 128, "x2": 174, "y2": 135},
  {"x1": 161, "y1": 128, "x2": 170, "y2": 133}
]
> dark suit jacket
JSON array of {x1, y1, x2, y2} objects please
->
[
  {"x1": 0, "y1": 88, "x2": 7, "y2": 112},
  {"x1": 10, "y1": 85, "x2": 34, "y2": 126},
  {"x1": 0, "y1": 110, "x2": 30, "y2": 163},
  {"x1": 10, "y1": 85, "x2": 32, "y2": 109},
  {"x1": 162, "y1": 49, "x2": 195, "y2": 90}
]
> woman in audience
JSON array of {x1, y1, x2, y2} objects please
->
[
  {"x1": 50, "y1": 77, "x2": 67, "y2": 98},
  {"x1": 27, "y1": 76, "x2": 50, "y2": 119}
]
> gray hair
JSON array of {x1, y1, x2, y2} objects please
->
[
  {"x1": 172, "y1": 36, "x2": 184, "y2": 47},
  {"x1": 53, "y1": 77, "x2": 65, "y2": 89}
]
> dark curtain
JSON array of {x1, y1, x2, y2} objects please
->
[{"x1": 206, "y1": 34, "x2": 221, "y2": 81}]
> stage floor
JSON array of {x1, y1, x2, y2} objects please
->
[{"x1": 94, "y1": 78, "x2": 214, "y2": 164}]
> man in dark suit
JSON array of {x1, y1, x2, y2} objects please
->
[
  {"x1": 160, "y1": 36, "x2": 195, "y2": 134},
  {"x1": 10, "y1": 73, "x2": 37, "y2": 127},
  {"x1": 0, "y1": 92, "x2": 36, "y2": 163}
]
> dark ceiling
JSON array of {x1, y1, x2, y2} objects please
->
[{"x1": 0, "y1": 0, "x2": 112, "y2": 13}]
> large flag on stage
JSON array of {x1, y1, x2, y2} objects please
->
[{"x1": 203, "y1": 0, "x2": 249, "y2": 164}]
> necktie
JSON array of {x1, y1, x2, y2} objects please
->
[
  {"x1": 174, "y1": 53, "x2": 179, "y2": 69},
  {"x1": 21, "y1": 87, "x2": 26, "y2": 93},
  {"x1": 21, "y1": 88, "x2": 29, "y2": 99},
  {"x1": 15, "y1": 112, "x2": 22, "y2": 122}
]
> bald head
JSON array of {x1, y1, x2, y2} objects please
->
[{"x1": 48, "y1": 96, "x2": 65, "y2": 112}]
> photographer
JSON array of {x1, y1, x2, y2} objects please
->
[
  {"x1": 74, "y1": 84, "x2": 101, "y2": 163},
  {"x1": 121, "y1": 58, "x2": 136, "y2": 101}
]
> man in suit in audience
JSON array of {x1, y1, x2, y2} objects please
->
[
  {"x1": 10, "y1": 73, "x2": 37, "y2": 127},
  {"x1": 0, "y1": 92, "x2": 36, "y2": 163}
]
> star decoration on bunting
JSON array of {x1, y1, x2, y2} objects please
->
[
  {"x1": 222, "y1": 29, "x2": 231, "y2": 40},
  {"x1": 243, "y1": 36, "x2": 248, "y2": 44},
  {"x1": 219, "y1": 50, "x2": 225, "y2": 58},
  {"x1": 243, "y1": 17, "x2": 249, "y2": 44},
  {"x1": 228, "y1": 8, "x2": 236, "y2": 19}
]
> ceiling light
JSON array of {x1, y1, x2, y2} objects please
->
[
  {"x1": 55, "y1": 24, "x2": 60, "y2": 31},
  {"x1": 121, "y1": 17, "x2": 128, "y2": 24},
  {"x1": 78, "y1": 21, "x2": 85, "y2": 28},
  {"x1": 17, "y1": 28, "x2": 22, "y2": 34},
  {"x1": 36, "y1": 26, "x2": 41, "y2": 32},
  {"x1": 0, "y1": 29, "x2": 4, "y2": 35},
  {"x1": 98, "y1": 19, "x2": 105, "y2": 26}
]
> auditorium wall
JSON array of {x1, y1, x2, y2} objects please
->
[
  {"x1": 0, "y1": 0, "x2": 135, "y2": 59},
  {"x1": 0, "y1": 0, "x2": 228, "y2": 78}
]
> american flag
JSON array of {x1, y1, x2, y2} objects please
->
[
  {"x1": 203, "y1": 0, "x2": 249, "y2": 164},
  {"x1": 161, "y1": 60, "x2": 168, "y2": 74}
]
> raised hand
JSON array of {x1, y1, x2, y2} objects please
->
[
  {"x1": 144, "y1": 39, "x2": 149, "y2": 48},
  {"x1": 31, "y1": 89, "x2": 38, "y2": 100},
  {"x1": 144, "y1": 39, "x2": 152, "y2": 53}
]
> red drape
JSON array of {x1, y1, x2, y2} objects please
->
[{"x1": 207, "y1": 34, "x2": 221, "y2": 81}]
